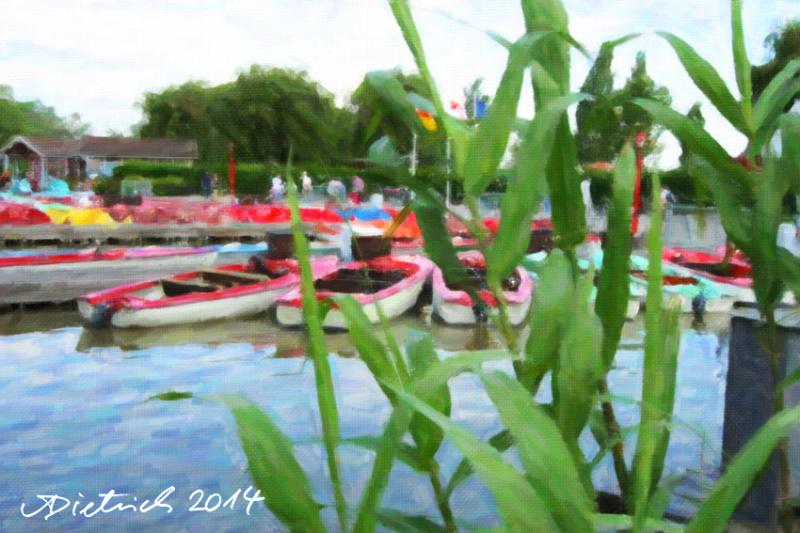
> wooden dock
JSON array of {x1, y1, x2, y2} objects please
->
[{"x1": 0, "y1": 223, "x2": 293, "y2": 247}]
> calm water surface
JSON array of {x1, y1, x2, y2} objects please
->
[{"x1": 0, "y1": 307, "x2": 730, "y2": 532}]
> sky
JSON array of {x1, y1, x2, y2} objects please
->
[{"x1": 1, "y1": 0, "x2": 796, "y2": 168}]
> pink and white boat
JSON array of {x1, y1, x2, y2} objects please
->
[
  {"x1": 276, "y1": 255, "x2": 434, "y2": 330},
  {"x1": 78, "y1": 257, "x2": 339, "y2": 328},
  {"x1": 0, "y1": 246, "x2": 219, "y2": 305},
  {"x1": 432, "y1": 250, "x2": 533, "y2": 326}
]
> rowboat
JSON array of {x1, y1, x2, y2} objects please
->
[
  {"x1": 433, "y1": 250, "x2": 533, "y2": 326},
  {"x1": 523, "y1": 249, "x2": 642, "y2": 320},
  {"x1": 630, "y1": 254, "x2": 738, "y2": 313},
  {"x1": 661, "y1": 247, "x2": 756, "y2": 303},
  {"x1": 78, "y1": 256, "x2": 339, "y2": 328},
  {"x1": 276, "y1": 255, "x2": 434, "y2": 329},
  {"x1": 0, "y1": 246, "x2": 219, "y2": 305}
]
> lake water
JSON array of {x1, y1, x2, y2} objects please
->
[{"x1": 0, "y1": 307, "x2": 730, "y2": 532}]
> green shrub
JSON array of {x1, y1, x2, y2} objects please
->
[
  {"x1": 151, "y1": 175, "x2": 193, "y2": 196},
  {"x1": 120, "y1": 176, "x2": 152, "y2": 197}
]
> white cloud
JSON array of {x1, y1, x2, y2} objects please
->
[{"x1": 0, "y1": 0, "x2": 794, "y2": 166}]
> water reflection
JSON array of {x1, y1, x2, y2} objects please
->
[{"x1": 0, "y1": 306, "x2": 732, "y2": 531}]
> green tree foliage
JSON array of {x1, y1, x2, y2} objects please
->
[
  {"x1": 350, "y1": 69, "x2": 442, "y2": 166},
  {"x1": 678, "y1": 103, "x2": 706, "y2": 167},
  {"x1": 576, "y1": 45, "x2": 623, "y2": 163},
  {"x1": 753, "y1": 19, "x2": 800, "y2": 108},
  {"x1": 138, "y1": 67, "x2": 351, "y2": 165},
  {"x1": 576, "y1": 51, "x2": 671, "y2": 163},
  {"x1": 0, "y1": 85, "x2": 89, "y2": 145}
]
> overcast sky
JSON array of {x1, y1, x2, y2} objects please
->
[{"x1": 1, "y1": 0, "x2": 796, "y2": 167}]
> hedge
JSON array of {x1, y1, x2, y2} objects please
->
[
  {"x1": 109, "y1": 159, "x2": 453, "y2": 197},
  {"x1": 105, "y1": 159, "x2": 766, "y2": 209}
]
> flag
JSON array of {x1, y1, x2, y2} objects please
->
[
  {"x1": 475, "y1": 99, "x2": 488, "y2": 119},
  {"x1": 416, "y1": 109, "x2": 437, "y2": 132},
  {"x1": 449, "y1": 100, "x2": 467, "y2": 120}
]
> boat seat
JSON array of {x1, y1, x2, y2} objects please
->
[
  {"x1": 162, "y1": 279, "x2": 219, "y2": 297},
  {"x1": 199, "y1": 269, "x2": 271, "y2": 287}
]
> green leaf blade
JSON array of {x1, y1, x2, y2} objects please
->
[
  {"x1": 481, "y1": 371, "x2": 595, "y2": 532},
  {"x1": 487, "y1": 93, "x2": 590, "y2": 283},
  {"x1": 657, "y1": 32, "x2": 750, "y2": 135},
  {"x1": 595, "y1": 143, "x2": 636, "y2": 369},
  {"x1": 226, "y1": 399, "x2": 326, "y2": 533}
]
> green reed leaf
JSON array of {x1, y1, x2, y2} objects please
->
[
  {"x1": 731, "y1": 0, "x2": 752, "y2": 123},
  {"x1": 387, "y1": 383, "x2": 560, "y2": 532},
  {"x1": 657, "y1": 32, "x2": 750, "y2": 135},
  {"x1": 687, "y1": 405, "x2": 800, "y2": 533},
  {"x1": 519, "y1": 250, "x2": 575, "y2": 393},
  {"x1": 487, "y1": 92, "x2": 590, "y2": 283},
  {"x1": 632, "y1": 98, "x2": 752, "y2": 192},
  {"x1": 287, "y1": 174, "x2": 346, "y2": 531},
  {"x1": 376, "y1": 508, "x2": 448, "y2": 533},
  {"x1": 481, "y1": 371, "x2": 595, "y2": 531},
  {"x1": 595, "y1": 143, "x2": 636, "y2": 369},
  {"x1": 225, "y1": 398, "x2": 326, "y2": 533},
  {"x1": 752, "y1": 59, "x2": 800, "y2": 154},
  {"x1": 464, "y1": 31, "x2": 552, "y2": 196},
  {"x1": 354, "y1": 349, "x2": 510, "y2": 532},
  {"x1": 443, "y1": 429, "x2": 512, "y2": 500}
]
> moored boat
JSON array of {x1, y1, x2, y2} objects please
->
[
  {"x1": 662, "y1": 246, "x2": 756, "y2": 303},
  {"x1": 631, "y1": 254, "x2": 738, "y2": 313},
  {"x1": 78, "y1": 256, "x2": 339, "y2": 328},
  {"x1": 433, "y1": 250, "x2": 533, "y2": 326},
  {"x1": 0, "y1": 246, "x2": 219, "y2": 305},
  {"x1": 275, "y1": 254, "x2": 434, "y2": 329}
]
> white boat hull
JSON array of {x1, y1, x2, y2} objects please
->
[
  {"x1": 276, "y1": 275, "x2": 427, "y2": 329},
  {"x1": 432, "y1": 295, "x2": 531, "y2": 326},
  {"x1": 1, "y1": 251, "x2": 218, "y2": 305},
  {"x1": 78, "y1": 284, "x2": 292, "y2": 328}
]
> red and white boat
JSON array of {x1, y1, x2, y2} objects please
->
[
  {"x1": 0, "y1": 246, "x2": 219, "y2": 305},
  {"x1": 78, "y1": 257, "x2": 339, "y2": 328},
  {"x1": 662, "y1": 247, "x2": 754, "y2": 301},
  {"x1": 276, "y1": 255, "x2": 434, "y2": 329},
  {"x1": 432, "y1": 250, "x2": 533, "y2": 326}
]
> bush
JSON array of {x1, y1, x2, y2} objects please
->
[
  {"x1": 151, "y1": 175, "x2": 194, "y2": 196},
  {"x1": 120, "y1": 176, "x2": 152, "y2": 197}
]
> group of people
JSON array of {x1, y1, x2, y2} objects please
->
[{"x1": 266, "y1": 172, "x2": 367, "y2": 205}]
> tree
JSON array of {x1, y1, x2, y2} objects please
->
[
  {"x1": 138, "y1": 81, "x2": 221, "y2": 161},
  {"x1": 0, "y1": 85, "x2": 89, "y2": 145},
  {"x1": 350, "y1": 70, "x2": 442, "y2": 165},
  {"x1": 575, "y1": 51, "x2": 671, "y2": 163},
  {"x1": 752, "y1": 19, "x2": 800, "y2": 109},
  {"x1": 678, "y1": 102, "x2": 705, "y2": 167},
  {"x1": 575, "y1": 44, "x2": 623, "y2": 163},
  {"x1": 137, "y1": 67, "x2": 350, "y2": 165}
]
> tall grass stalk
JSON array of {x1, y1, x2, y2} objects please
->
[{"x1": 286, "y1": 152, "x2": 348, "y2": 532}]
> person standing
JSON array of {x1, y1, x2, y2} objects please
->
[
  {"x1": 301, "y1": 171, "x2": 313, "y2": 195},
  {"x1": 211, "y1": 173, "x2": 220, "y2": 197},
  {"x1": 270, "y1": 175, "x2": 285, "y2": 203},
  {"x1": 202, "y1": 171, "x2": 212, "y2": 198},
  {"x1": 350, "y1": 175, "x2": 365, "y2": 204},
  {"x1": 327, "y1": 178, "x2": 345, "y2": 204}
]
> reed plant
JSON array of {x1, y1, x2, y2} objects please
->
[{"x1": 162, "y1": 0, "x2": 800, "y2": 530}]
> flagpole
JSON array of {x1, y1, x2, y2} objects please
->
[{"x1": 410, "y1": 132, "x2": 418, "y2": 177}]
